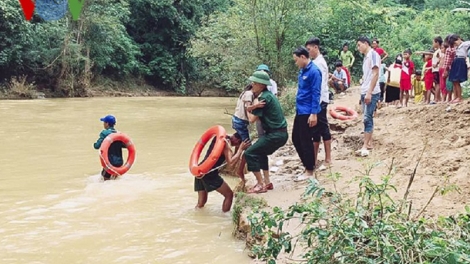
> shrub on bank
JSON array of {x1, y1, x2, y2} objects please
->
[
  {"x1": 279, "y1": 85, "x2": 297, "y2": 117},
  {"x1": 247, "y1": 163, "x2": 469, "y2": 263},
  {"x1": 8, "y1": 76, "x2": 37, "y2": 99}
]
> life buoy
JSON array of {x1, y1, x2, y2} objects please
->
[
  {"x1": 99, "y1": 132, "x2": 136, "y2": 176},
  {"x1": 189, "y1": 125, "x2": 227, "y2": 177},
  {"x1": 329, "y1": 105, "x2": 358, "y2": 121}
]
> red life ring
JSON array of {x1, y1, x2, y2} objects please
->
[
  {"x1": 189, "y1": 125, "x2": 227, "y2": 177},
  {"x1": 329, "y1": 105, "x2": 358, "y2": 121},
  {"x1": 99, "y1": 133, "x2": 136, "y2": 176}
]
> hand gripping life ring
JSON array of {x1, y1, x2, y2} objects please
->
[
  {"x1": 329, "y1": 105, "x2": 358, "y2": 121},
  {"x1": 189, "y1": 125, "x2": 227, "y2": 177},
  {"x1": 99, "y1": 132, "x2": 136, "y2": 176}
]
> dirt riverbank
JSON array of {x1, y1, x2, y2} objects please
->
[{"x1": 231, "y1": 86, "x2": 470, "y2": 262}]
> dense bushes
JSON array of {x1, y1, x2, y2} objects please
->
[
  {"x1": 191, "y1": 0, "x2": 470, "y2": 92},
  {"x1": 248, "y1": 164, "x2": 470, "y2": 263},
  {"x1": 0, "y1": 0, "x2": 229, "y2": 95},
  {"x1": 1, "y1": 0, "x2": 469, "y2": 96}
]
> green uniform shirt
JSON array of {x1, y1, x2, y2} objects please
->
[
  {"x1": 340, "y1": 50, "x2": 355, "y2": 68},
  {"x1": 252, "y1": 90, "x2": 287, "y2": 132},
  {"x1": 93, "y1": 127, "x2": 124, "y2": 166}
]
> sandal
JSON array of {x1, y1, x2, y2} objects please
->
[
  {"x1": 317, "y1": 164, "x2": 330, "y2": 171},
  {"x1": 294, "y1": 174, "x2": 310, "y2": 182},
  {"x1": 355, "y1": 149, "x2": 369, "y2": 157},
  {"x1": 247, "y1": 184, "x2": 267, "y2": 194},
  {"x1": 265, "y1": 182, "x2": 274, "y2": 190}
]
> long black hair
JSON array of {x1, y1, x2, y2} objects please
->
[
  {"x1": 239, "y1": 83, "x2": 253, "y2": 99},
  {"x1": 394, "y1": 54, "x2": 403, "y2": 65}
]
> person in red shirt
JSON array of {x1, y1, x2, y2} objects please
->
[
  {"x1": 399, "y1": 49, "x2": 415, "y2": 107},
  {"x1": 423, "y1": 50, "x2": 435, "y2": 104},
  {"x1": 372, "y1": 38, "x2": 389, "y2": 61}
]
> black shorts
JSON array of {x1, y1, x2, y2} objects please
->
[
  {"x1": 312, "y1": 101, "x2": 332, "y2": 142},
  {"x1": 101, "y1": 161, "x2": 123, "y2": 179},
  {"x1": 385, "y1": 85, "x2": 400, "y2": 103},
  {"x1": 433, "y1": 72, "x2": 440, "y2": 84},
  {"x1": 194, "y1": 172, "x2": 224, "y2": 192},
  {"x1": 101, "y1": 169, "x2": 111, "y2": 179}
]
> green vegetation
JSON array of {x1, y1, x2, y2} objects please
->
[
  {"x1": 1, "y1": 0, "x2": 469, "y2": 96},
  {"x1": 191, "y1": 0, "x2": 470, "y2": 91},
  {"x1": 247, "y1": 159, "x2": 470, "y2": 263},
  {"x1": 0, "y1": 0, "x2": 229, "y2": 96},
  {"x1": 232, "y1": 191, "x2": 267, "y2": 226}
]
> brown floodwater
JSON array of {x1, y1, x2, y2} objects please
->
[{"x1": 0, "y1": 97, "x2": 251, "y2": 263}]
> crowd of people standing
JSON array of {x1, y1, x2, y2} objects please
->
[
  {"x1": 381, "y1": 35, "x2": 470, "y2": 107},
  {"x1": 195, "y1": 32, "x2": 470, "y2": 212}
]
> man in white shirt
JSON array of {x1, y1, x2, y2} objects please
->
[
  {"x1": 254, "y1": 64, "x2": 278, "y2": 138},
  {"x1": 305, "y1": 37, "x2": 332, "y2": 171},
  {"x1": 356, "y1": 36, "x2": 381, "y2": 157},
  {"x1": 256, "y1": 64, "x2": 278, "y2": 96}
]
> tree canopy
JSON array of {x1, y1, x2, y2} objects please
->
[{"x1": 0, "y1": 0, "x2": 468, "y2": 96}]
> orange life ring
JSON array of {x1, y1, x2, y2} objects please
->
[
  {"x1": 189, "y1": 125, "x2": 227, "y2": 177},
  {"x1": 329, "y1": 105, "x2": 358, "y2": 121},
  {"x1": 99, "y1": 132, "x2": 136, "y2": 176}
]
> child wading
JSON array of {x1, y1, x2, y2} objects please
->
[{"x1": 93, "y1": 115, "x2": 125, "y2": 181}]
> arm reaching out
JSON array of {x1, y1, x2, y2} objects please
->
[
  {"x1": 246, "y1": 100, "x2": 265, "y2": 112},
  {"x1": 224, "y1": 139, "x2": 251, "y2": 167}
]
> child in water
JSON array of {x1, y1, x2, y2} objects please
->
[{"x1": 93, "y1": 115, "x2": 125, "y2": 181}]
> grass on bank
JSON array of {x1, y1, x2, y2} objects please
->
[
  {"x1": 232, "y1": 192, "x2": 268, "y2": 227},
  {"x1": 246, "y1": 149, "x2": 470, "y2": 263}
]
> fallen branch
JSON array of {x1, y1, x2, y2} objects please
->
[
  {"x1": 413, "y1": 186, "x2": 439, "y2": 220},
  {"x1": 224, "y1": 108, "x2": 235, "y2": 117},
  {"x1": 399, "y1": 144, "x2": 427, "y2": 214}
]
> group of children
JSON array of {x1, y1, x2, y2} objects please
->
[{"x1": 380, "y1": 34, "x2": 470, "y2": 107}]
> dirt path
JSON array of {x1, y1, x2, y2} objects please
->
[{"x1": 236, "y1": 86, "x2": 470, "y2": 262}]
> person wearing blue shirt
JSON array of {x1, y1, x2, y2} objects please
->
[{"x1": 292, "y1": 47, "x2": 322, "y2": 181}]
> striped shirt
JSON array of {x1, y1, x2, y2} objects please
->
[{"x1": 443, "y1": 47, "x2": 456, "y2": 71}]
